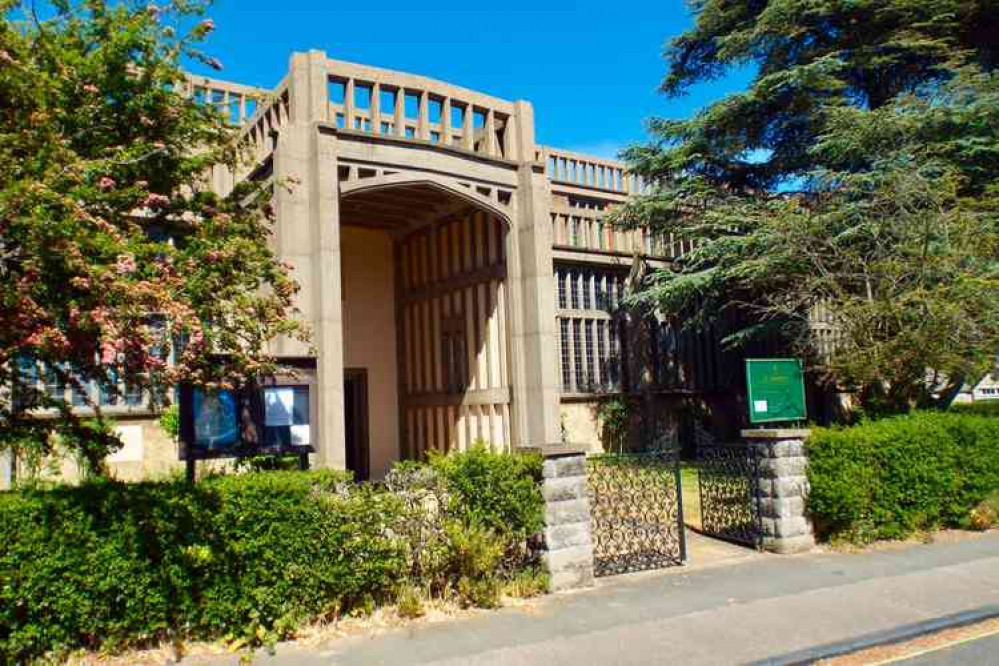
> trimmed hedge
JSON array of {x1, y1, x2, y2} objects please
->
[
  {"x1": 948, "y1": 400, "x2": 999, "y2": 417},
  {"x1": 807, "y1": 411, "x2": 999, "y2": 543},
  {"x1": 0, "y1": 449, "x2": 544, "y2": 662}
]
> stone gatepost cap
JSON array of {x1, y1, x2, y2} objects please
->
[
  {"x1": 741, "y1": 428, "x2": 812, "y2": 440},
  {"x1": 516, "y1": 443, "x2": 589, "y2": 458}
]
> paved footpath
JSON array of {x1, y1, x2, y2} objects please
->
[{"x1": 245, "y1": 533, "x2": 999, "y2": 665}]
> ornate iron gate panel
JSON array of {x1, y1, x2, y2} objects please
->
[
  {"x1": 587, "y1": 450, "x2": 686, "y2": 577},
  {"x1": 697, "y1": 443, "x2": 763, "y2": 547}
]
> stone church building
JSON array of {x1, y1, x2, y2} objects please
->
[{"x1": 7, "y1": 50, "x2": 741, "y2": 484}]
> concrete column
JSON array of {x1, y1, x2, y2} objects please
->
[
  {"x1": 0, "y1": 448, "x2": 12, "y2": 490},
  {"x1": 528, "y1": 444, "x2": 595, "y2": 591},
  {"x1": 743, "y1": 429, "x2": 816, "y2": 554},
  {"x1": 371, "y1": 82, "x2": 381, "y2": 134},
  {"x1": 273, "y1": 51, "x2": 344, "y2": 470},
  {"x1": 507, "y1": 100, "x2": 561, "y2": 448},
  {"x1": 288, "y1": 50, "x2": 329, "y2": 124}
]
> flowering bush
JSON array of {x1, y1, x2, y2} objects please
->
[{"x1": 0, "y1": 1, "x2": 307, "y2": 472}]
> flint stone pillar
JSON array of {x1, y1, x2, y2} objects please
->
[
  {"x1": 523, "y1": 444, "x2": 595, "y2": 591},
  {"x1": 743, "y1": 429, "x2": 816, "y2": 554}
]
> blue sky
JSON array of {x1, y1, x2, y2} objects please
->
[{"x1": 186, "y1": 0, "x2": 752, "y2": 159}]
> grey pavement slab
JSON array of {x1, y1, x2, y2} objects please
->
[{"x1": 203, "y1": 532, "x2": 999, "y2": 665}]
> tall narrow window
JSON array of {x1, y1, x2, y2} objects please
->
[
  {"x1": 581, "y1": 270, "x2": 592, "y2": 310},
  {"x1": 572, "y1": 320, "x2": 584, "y2": 390},
  {"x1": 608, "y1": 322, "x2": 621, "y2": 389},
  {"x1": 597, "y1": 320, "x2": 607, "y2": 390},
  {"x1": 557, "y1": 268, "x2": 567, "y2": 309},
  {"x1": 570, "y1": 269, "x2": 580, "y2": 309},
  {"x1": 584, "y1": 320, "x2": 595, "y2": 390},
  {"x1": 42, "y1": 362, "x2": 64, "y2": 402},
  {"x1": 559, "y1": 318, "x2": 571, "y2": 391}
]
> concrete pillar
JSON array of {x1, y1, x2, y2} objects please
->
[
  {"x1": 743, "y1": 429, "x2": 816, "y2": 554},
  {"x1": 0, "y1": 448, "x2": 12, "y2": 490},
  {"x1": 273, "y1": 51, "x2": 345, "y2": 470},
  {"x1": 530, "y1": 444, "x2": 595, "y2": 591},
  {"x1": 507, "y1": 100, "x2": 561, "y2": 448}
]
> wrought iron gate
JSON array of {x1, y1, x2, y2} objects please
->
[
  {"x1": 697, "y1": 442, "x2": 763, "y2": 547},
  {"x1": 587, "y1": 448, "x2": 686, "y2": 577}
]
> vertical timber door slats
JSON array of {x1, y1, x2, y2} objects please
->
[{"x1": 398, "y1": 212, "x2": 510, "y2": 457}]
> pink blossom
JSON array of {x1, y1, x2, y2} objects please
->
[
  {"x1": 146, "y1": 3, "x2": 160, "y2": 16},
  {"x1": 98, "y1": 176, "x2": 116, "y2": 191},
  {"x1": 101, "y1": 341, "x2": 117, "y2": 365},
  {"x1": 24, "y1": 329, "x2": 47, "y2": 347},
  {"x1": 83, "y1": 84, "x2": 99, "y2": 94},
  {"x1": 116, "y1": 254, "x2": 137, "y2": 275},
  {"x1": 0, "y1": 50, "x2": 16, "y2": 64},
  {"x1": 142, "y1": 193, "x2": 170, "y2": 208},
  {"x1": 136, "y1": 180, "x2": 149, "y2": 189},
  {"x1": 215, "y1": 213, "x2": 231, "y2": 224},
  {"x1": 200, "y1": 19, "x2": 215, "y2": 32},
  {"x1": 206, "y1": 249, "x2": 222, "y2": 262},
  {"x1": 152, "y1": 141, "x2": 166, "y2": 150}
]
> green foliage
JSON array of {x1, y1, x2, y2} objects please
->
[
  {"x1": 446, "y1": 521, "x2": 506, "y2": 609},
  {"x1": 648, "y1": 0, "x2": 997, "y2": 191},
  {"x1": 0, "y1": 448, "x2": 546, "y2": 661},
  {"x1": 394, "y1": 585, "x2": 425, "y2": 619},
  {"x1": 501, "y1": 566, "x2": 550, "y2": 599},
  {"x1": 0, "y1": 470, "x2": 404, "y2": 662},
  {"x1": 428, "y1": 444, "x2": 543, "y2": 543},
  {"x1": 807, "y1": 412, "x2": 999, "y2": 543},
  {"x1": 948, "y1": 401, "x2": 999, "y2": 417},
  {"x1": 0, "y1": 1, "x2": 307, "y2": 468},
  {"x1": 158, "y1": 404, "x2": 180, "y2": 440},
  {"x1": 595, "y1": 397, "x2": 632, "y2": 453},
  {"x1": 617, "y1": 0, "x2": 999, "y2": 415},
  {"x1": 386, "y1": 446, "x2": 545, "y2": 609}
]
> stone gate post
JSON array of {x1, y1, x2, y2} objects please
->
[
  {"x1": 743, "y1": 429, "x2": 816, "y2": 554},
  {"x1": 524, "y1": 444, "x2": 595, "y2": 591}
]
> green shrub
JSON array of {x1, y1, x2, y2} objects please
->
[
  {"x1": 0, "y1": 470, "x2": 406, "y2": 662},
  {"x1": 395, "y1": 585, "x2": 425, "y2": 619},
  {"x1": 158, "y1": 404, "x2": 180, "y2": 440},
  {"x1": 948, "y1": 401, "x2": 999, "y2": 417},
  {"x1": 0, "y1": 448, "x2": 546, "y2": 662},
  {"x1": 807, "y1": 411, "x2": 999, "y2": 543},
  {"x1": 388, "y1": 447, "x2": 545, "y2": 607},
  {"x1": 429, "y1": 445, "x2": 543, "y2": 542}
]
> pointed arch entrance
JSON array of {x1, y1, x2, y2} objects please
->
[{"x1": 339, "y1": 176, "x2": 513, "y2": 469}]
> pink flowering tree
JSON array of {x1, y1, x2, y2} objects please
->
[{"x1": 0, "y1": 1, "x2": 307, "y2": 474}]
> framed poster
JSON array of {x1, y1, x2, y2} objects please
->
[
  {"x1": 178, "y1": 358, "x2": 318, "y2": 465},
  {"x1": 263, "y1": 385, "x2": 311, "y2": 447}
]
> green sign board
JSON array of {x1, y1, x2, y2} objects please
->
[{"x1": 745, "y1": 358, "x2": 807, "y2": 424}]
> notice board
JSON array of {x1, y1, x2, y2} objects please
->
[{"x1": 745, "y1": 358, "x2": 807, "y2": 424}]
